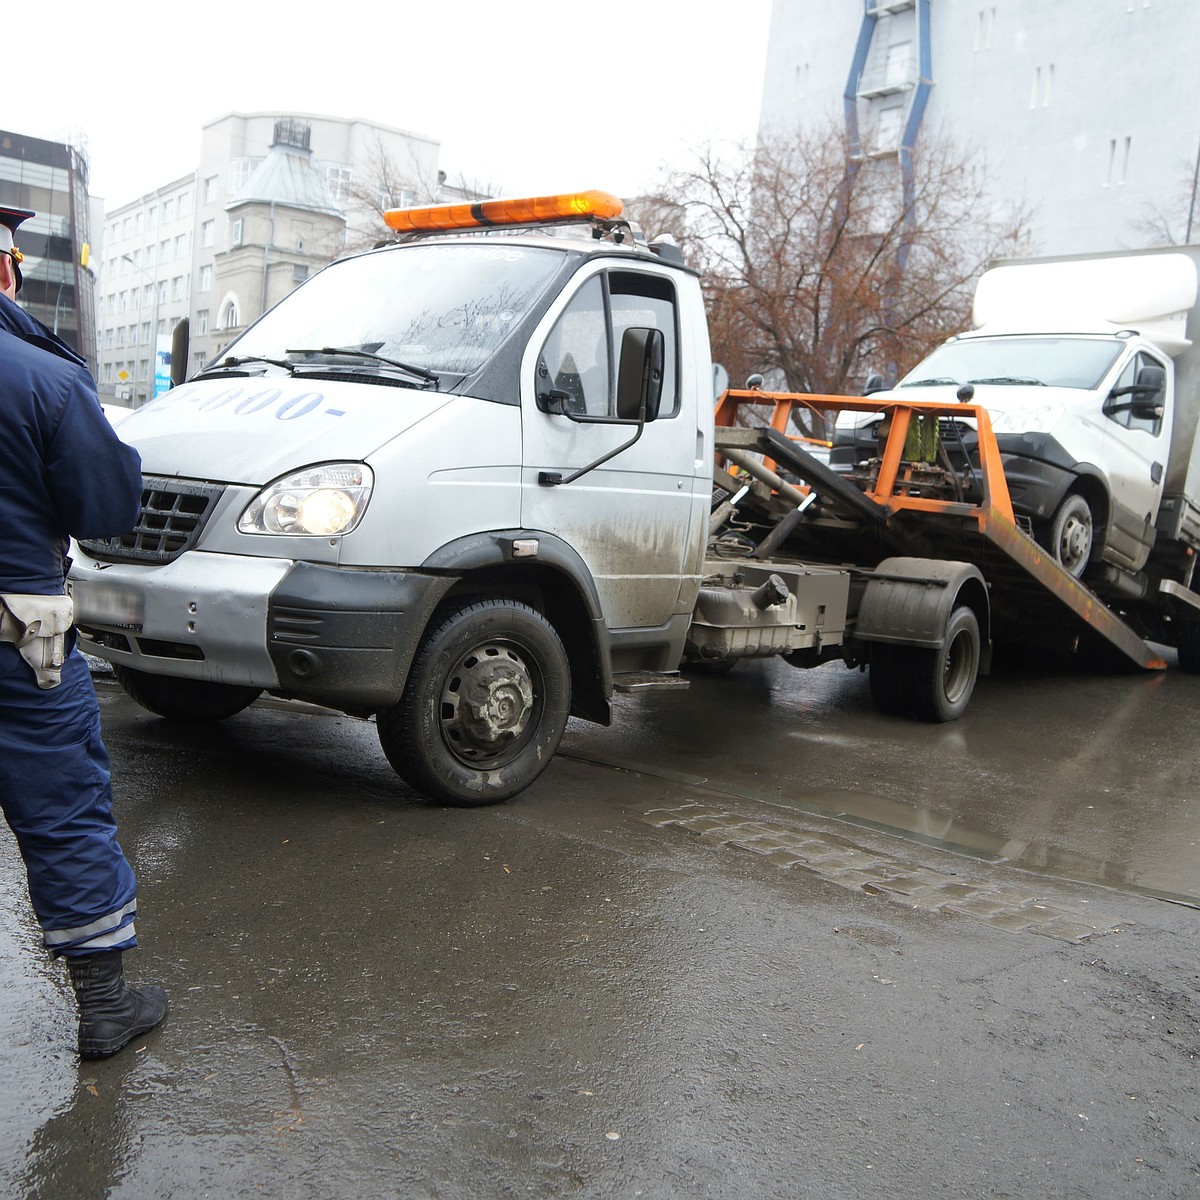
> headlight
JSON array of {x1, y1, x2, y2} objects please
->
[{"x1": 238, "y1": 463, "x2": 374, "y2": 536}]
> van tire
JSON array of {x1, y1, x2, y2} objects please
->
[
  {"x1": 113, "y1": 666, "x2": 261, "y2": 722},
  {"x1": 1045, "y1": 493, "x2": 1093, "y2": 579},
  {"x1": 868, "y1": 605, "x2": 981, "y2": 723},
  {"x1": 378, "y1": 599, "x2": 571, "y2": 806}
]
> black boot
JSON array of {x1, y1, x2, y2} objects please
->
[{"x1": 67, "y1": 950, "x2": 169, "y2": 1060}]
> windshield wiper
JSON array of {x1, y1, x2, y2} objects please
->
[
  {"x1": 968, "y1": 375, "x2": 1047, "y2": 386},
  {"x1": 198, "y1": 354, "x2": 297, "y2": 376},
  {"x1": 288, "y1": 346, "x2": 440, "y2": 388},
  {"x1": 900, "y1": 376, "x2": 959, "y2": 388}
]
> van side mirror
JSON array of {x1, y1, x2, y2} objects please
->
[
  {"x1": 170, "y1": 318, "x2": 190, "y2": 387},
  {"x1": 1107, "y1": 364, "x2": 1166, "y2": 418},
  {"x1": 616, "y1": 326, "x2": 664, "y2": 422}
]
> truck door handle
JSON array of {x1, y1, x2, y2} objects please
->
[{"x1": 1151, "y1": 461, "x2": 1163, "y2": 484}]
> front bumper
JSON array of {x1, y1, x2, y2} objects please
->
[{"x1": 71, "y1": 551, "x2": 454, "y2": 712}]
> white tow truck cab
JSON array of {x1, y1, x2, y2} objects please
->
[
  {"x1": 72, "y1": 191, "x2": 718, "y2": 803},
  {"x1": 833, "y1": 249, "x2": 1200, "y2": 588}
]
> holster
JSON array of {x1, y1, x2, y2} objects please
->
[{"x1": 0, "y1": 593, "x2": 75, "y2": 689}]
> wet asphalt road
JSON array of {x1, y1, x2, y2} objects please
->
[{"x1": 0, "y1": 655, "x2": 1196, "y2": 1198}]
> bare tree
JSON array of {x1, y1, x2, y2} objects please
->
[
  {"x1": 1136, "y1": 148, "x2": 1200, "y2": 246},
  {"x1": 340, "y1": 136, "x2": 497, "y2": 254},
  {"x1": 649, "y1": 123, "x2": 1029, "y2": 435}
]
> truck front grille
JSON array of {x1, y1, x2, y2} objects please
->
[{"x1": 78, "y1": 476, "x2": 225, "y2": 564}]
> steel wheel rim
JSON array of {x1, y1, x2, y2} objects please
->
[{"x1": 438, "y1": 639, "x2": 541, "y2": 768}]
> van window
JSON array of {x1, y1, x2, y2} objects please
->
[{"x1": 537, "y1": 270, "x2": 680, "y2": 418}]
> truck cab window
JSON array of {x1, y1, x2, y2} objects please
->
[
  {"x1": 538, "y1": 270, "x2": 680, "y2": 419},
  {"x1": 538, "y1": 276, "x2": 610, "y2": 416}
]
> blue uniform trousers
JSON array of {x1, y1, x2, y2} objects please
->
[{"x1": 0, "y1": 643, "x2": 137, "y2": 958}]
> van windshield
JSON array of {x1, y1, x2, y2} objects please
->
[
  {"x1": 222, "y1": 242, "x2": 565, "y2": 378},
  {"x1": 900, "y1": 336, "x2": 1124, "y2": 390}
]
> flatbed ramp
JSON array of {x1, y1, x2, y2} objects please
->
[{"x1": 714, "y1": 390, "x2": 1167, "y2": 671}]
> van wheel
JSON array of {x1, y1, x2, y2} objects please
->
[
  {"x1": 377, "y1": 599, "x2": 571, "y2": 806},
  {"x1": 113, "y1": 666, "x2": 261, "y2": 721},
  {"x1": 1044, "y1": 493, "x2": 1093, "y2": 579},
  {"x1": 868, "y1": 605, "x2": 981, "y2": 723}
]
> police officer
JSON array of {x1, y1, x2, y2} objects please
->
[{"x1": 0, "y1": 206, "x2": 168, "y2": 1059}]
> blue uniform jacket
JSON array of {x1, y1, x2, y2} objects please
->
[{"x1": 0, "y1": 293, "x2": 142, "y2": 594}]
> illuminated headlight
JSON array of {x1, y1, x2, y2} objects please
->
[{"x1": 238, "y1": 463, "x2": 374, "y2": 536}]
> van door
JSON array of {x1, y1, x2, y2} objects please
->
[
  {"x1": 520, "y1": 265, "x2": 698, "y2": 631},
  {"x1": 1102, "y1": 350, "x2": 1169, "y2": 570}
]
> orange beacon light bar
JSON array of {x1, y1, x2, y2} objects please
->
[{"x1": 383, "y1": 189, "x2": 624, "y2": 234}]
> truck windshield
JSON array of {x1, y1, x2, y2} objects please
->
[
  {"x1": 900, "y1": 337, "x2": 1124, "y2": 390},
  {"x1": 221, "y1": 242, "x2": 565, "y2": 378}
]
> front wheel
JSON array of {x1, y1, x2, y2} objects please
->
[
  {"x1": 113, "y1": 666, "x2": 261, "y2": 722},
  {"x1": 377, "y1": 599, "x2": 571, "y2": 806},
  {"x1": 868, "y1": 605, "x2": 981, "y2": 723},
  {"x1": 1044, "y1": 493, "x2": 1094, "y2": 579}
]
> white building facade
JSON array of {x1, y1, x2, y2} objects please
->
[
  {"x1": 757, "y1": 0, "x2": 1200, "y2": 256},
  {"x1": 96, "y1": 112, "x2": 441, "y2": 403}
]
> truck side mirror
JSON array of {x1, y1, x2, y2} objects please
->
[
  {"x1": 1107, "y1": 364, "x2": 1166, "y2": 418},
  {"x1": 863, "y1": 373, "x2": 886, "y2": 396},
  {"x1": 616, "y1": 326, "x2": 664, "y2": 422}
]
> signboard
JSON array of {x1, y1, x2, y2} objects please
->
[{"x1": 153, "y1": 335, "x2": 172, "y2": 399}]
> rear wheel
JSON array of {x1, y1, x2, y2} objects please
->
[
  {"x1": 113, "y1": 666, "x2": 261, "y2": 722},
  {"x1": 1044, "y1": 493, "x2": 1094, "y2": 579},
  {"x1": 868, "y1": 605, "x2": 981, "y2": 723},
  {"x1": 377, "y1": 599, "x2": 571, "y2": 806}
]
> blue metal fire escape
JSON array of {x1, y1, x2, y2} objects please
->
[{"x1": 844, "y1": 0, "x2": 933, "y2": 269}]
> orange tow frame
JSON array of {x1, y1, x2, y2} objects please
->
[{"x1": 714, "y1": 388, "x2": 1016, "y2": 528}]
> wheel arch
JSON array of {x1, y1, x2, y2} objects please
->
[
  {"x1": 856, "y1": 556, "x2": 992, "y2": 667},
  {"x1": 421, "y1": 531, "x2": 612, "y2": 725}
]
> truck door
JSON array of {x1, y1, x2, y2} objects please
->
[
  {"x1": 521, "y1": 266, "x2": 699, "y2": 630},
  {"x1": 1102, "y1": 349, "x2": 1169, "y2": 569}
]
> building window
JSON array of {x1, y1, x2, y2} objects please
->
[
  {"x1": 179, "y1": 192, "x2": 191, "y2": 217},
  {"x1": 201, "y1": 220, "x2": 214, "y2": 247},
  {"x1": 1030, "y1": 64, "x2": 1054, "y2": 108},
  {"x1": 117, "y1": 327, "x2": 125, "y2": 347},
  {"x1": 204, "y1": 176, "x2": 218, "y2": 204},
  {"x1": 158, "y1": 282, "x2": 168, "y2": 305},
  {"x1": 199, "y1": 264, "x2": 212, "y2": 291},
  {"x1": 194, "y1": 350, "x2": 208, "y2": 372},
  {"x1": 219, "y1": 297, "x2": 240, "y2": 330},
  {"x1": 1106, "y1": 136, "x2": 1133, "y2": 186},
  {"x1": 228, "y1": 158, "x2": 260, "y2": 194},
  {"x1": 324, "y1": 164, "x2": 353, "y2": 202},
  {"x1": 974, "y1": 7, "x2": 995, "y2": 51},
  {"x1": 139, "y1": 358, "x2": 149, "y2": 381},
  {"x1": 172, "y1": 276, "x2": 184, "y2": 301},
  {"x1": 163, "y1": 199, "x2": 173, "y2": 222},
  {"x1": 231, "y1": 218, "x2": 244, "y2": 247},
  {"x1": 197, "y1": 309, "x2": 210, "y2": 336},
  {"x1": 175, "y1": 233, "x2": 187, "y2": 258},
  {"x1": 160, "y1": 238, "x2": 169, "y2": 261},
  {"x1": 141, "y1": 322, "x2": 151, "y2": 346}
]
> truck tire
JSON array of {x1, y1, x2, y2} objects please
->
[
  {"x1": 1045, "y1": 493, "x2": 1093, "y2": 579},
  {"x1": 868, "y1": 605, "x2": 981, "y2": 723},
  {"x1": 377, "y1": 599, "x2": 571, "y2": 807},
  {"x1": 113, "y1": 665, "x2": 262, "y2": 722}
]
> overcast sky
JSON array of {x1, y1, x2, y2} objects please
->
[{"x1": 9, "y1": 0, "x2": 772, "y2": 210}]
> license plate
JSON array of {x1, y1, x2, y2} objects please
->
[{"x1": 69, "y1": 579, "x2": 145, "y2": 630}]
